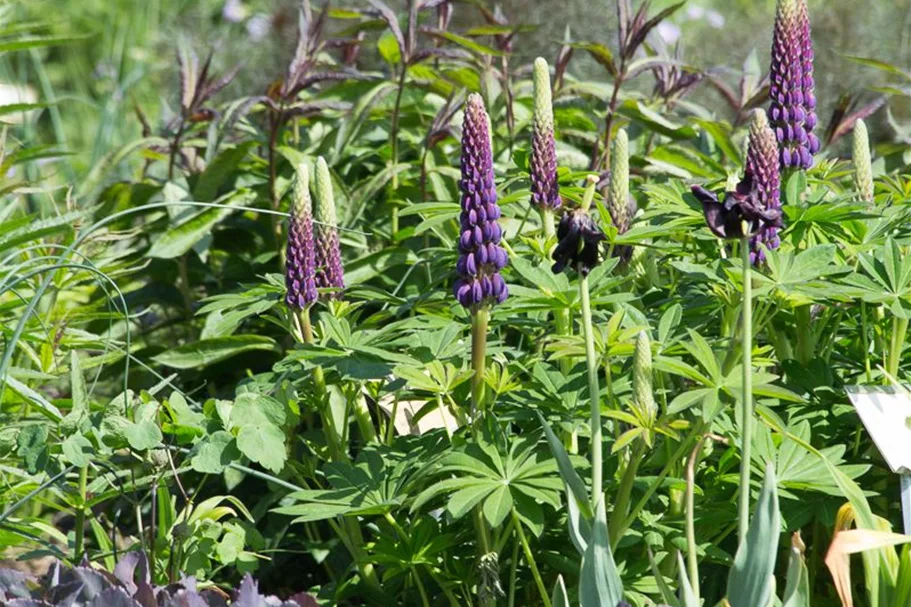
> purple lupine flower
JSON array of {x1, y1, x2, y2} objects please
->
[
  {"x1": 314, "y1": 156, "x2": 345, "y2": 299},
  {"x1": 692, "y1": 114, "x2": 783, "y2": 244},
  {"x1": 745, "y1": 109, "x2": 783, "y2": 263},
  {"x1": 769, "y1": 0, "x2": 818, "y2": 170},
  {"x1": 285, "y1": 163, "x2": 318, "y2": 309},
  {"x1": 530, "y1": 58, "x2": 561, "y2": 210},
  {"x1": 454, "y1": 94, "x2": 508, "y2": 309}
]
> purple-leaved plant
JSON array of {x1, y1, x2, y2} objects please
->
[
  {"x1": 769, "y1": 0, "x2": 818, "y2": 170},
  {"x1": 454, "y1": 93, "x2": 508, "y2": 310}
]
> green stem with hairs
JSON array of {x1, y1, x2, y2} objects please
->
[
  {"x1": 686, "y1": 436, "x2": 706, "y2": 602},
  {"x1": 511, "y1": 510, "x2": 552, "y2": 607},
  {"x1": 471, "y1": 308, "x2": 490, "y2": 419},
  {"x1": 738, "y1": 235, "x2": 754, "y2": 544},
  {"x1": 578, "y1": 176, "x2": 602, "y2": 510}
]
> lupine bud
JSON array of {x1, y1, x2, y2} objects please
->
[
  {"x1": 608, "y1": 129, "x2": 630, "y2": 235},
  {"x1": 454, "y1": 94, "x2": 508, "y2": 309},
  {"x1": 530, "y1": 57, "x2": 561, "y2": 211},
  {"x1": 633, "y1": 331, "x2": 656, "y2": 423},
  {"x1": 745, "y1": 110, "x2": 783, "y2": 263},
  {"x1": 853, "y1": 119, "x2": 874, "y2": 203},
  {"x1": 313, "y1": 156, "x2": 345, "y2": 299},
  {"x1": 769, "y1": 0, "x2": 818, "y2": 169},
  {"x1": 285, "y1": 163, "x2": 318, "y2": 310}
]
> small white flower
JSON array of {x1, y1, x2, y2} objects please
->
[
  {"x1": 222, "y1": 0, "x2": 247, "y2": 23},
  {"x1": 246, "y1": 13, "x2": 271, "y2": 41},
  {"x1": 656, "y1": 21, "x2": 681, "y2": 44}
]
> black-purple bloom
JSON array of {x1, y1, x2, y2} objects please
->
[
  {"x1": 454, "y1": 94, "x2": 508, "y2": 309},
  {"x1": 551, "y1": 209, "x2": 606, "y2": 276},
  {"x1": 769, "y1": 0, "x2": 819, "y2": 169},
  {"x1": 692, "y1": 178, "x2": 783, "y2": 241},
  {"x1": 285, "y1": 164, "x2": 318, "y2": 309}
]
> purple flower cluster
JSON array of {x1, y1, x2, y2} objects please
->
[
  {"x1": 745, "y1": 110, "x2": 782, "y2": 262},
  {"x1": 285, "y1": 164, "x2": 318, "y2": 310},
  {"x1": 530, "y1": 58, "x2": 561, "y2": 211},
  {"x1": 769, "y1": 0, "x2": 818, "y2": 169},
  {"x1": 314, "y1": 157, "x2": 345, "y2": 299},
  {"x1": 454, "y1": 94, "x2": 508, "y2": 309}
]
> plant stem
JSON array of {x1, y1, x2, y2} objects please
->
[
  {"x1": 540, "y1": 207, "x2": 556, "y2": 241},
  {"x1": 507, "y1": 537, "x2": 519, "y2": 607},
  {"x1": 389, "y1": 66, "x2": 408, "y2": 237},
  {"x1": 609, "y1": 443, "x2": 642, "y2": 548},
  {"x1": 861, "y1": 303, "x2": 872, "y2": 383},
  {"x1": 471, "y1": 308, "x2": 490, "y2": 420},
  {"x1": 738, "y1": 235, "x2": 754, "y2": 544},
  {"x1": 685, "y1": 436, "x2": 706, "y2": 602},
  {"x1": 579, "y1": 176, "x2": 602, "y2": 510},
  {"x1": 795, "y1": 305, "x2": 814, "y2": 365},
  {"x1": 511, "y1": 510, "x2": 552, "y2": 607},
  {"x1": 73, "y1": 466, "x2": 88, "y2": 563},
  {"x1": 888, "y1": 316, "x2": 909, "y2": 379}
]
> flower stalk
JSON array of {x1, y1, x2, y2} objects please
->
[
  {"x1": 738, "y1": 232, "x2": 754, "y2": 544},
  {"x1": 853, "y1": 118, "x2": 874, "y2": 203},
  {"x1": 578, "y1": 175, "x2": 603, "y2": 509}
]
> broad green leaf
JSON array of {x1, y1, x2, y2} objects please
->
[
  {"x1": 192, "y1": 142, "x2": 254, "y2": 202},
  {"x1": 552, "y1": 575, "x2": 570, "y2": 607},
  {"x1": 189, "y1": 431, "x2": 240, "y2": 474},
  {"x1": 124, "y1": 420, "x2": 162, "y2": 451},
  {"x1": 231, "y1": 392, "x2": 287, "y2": 429},
  {"x1": 152, "y1": 335, "x2": 277, "y2": 369},
  {"x1": 782, "y1": 533, "x2": 810, "y2": 607},
  {"x1": 148, "y1": 190, "x2": 254, "y2": 258},
  {"x1": 16, "y1": 424, "x2": 48, "y2": 473},
  {"x1": 536, "y1": 411, "x2": 592, "y2": 520},
  {"x1": 61, "y1": 434, "x2": 92, "y2": 467},
  {"x1": 237, "y1": 424, "x2": 286, "y2": 473}
]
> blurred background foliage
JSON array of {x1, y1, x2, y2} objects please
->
[{"x1": 8, "y1": 0, "x2": 911, "y2": 179}]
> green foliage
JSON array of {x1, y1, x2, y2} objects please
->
[{"x1": 1, "y1": 0, "x2": 911, "y2": 605}]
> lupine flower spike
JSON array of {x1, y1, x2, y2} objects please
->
[
  {"x1": 313, "y1": 156, "x2": 345, "y2": 299},
  {"x1": 632, "y1": 331, "x2": 656, "y2": 427},
  {"x1": 692, "y1": 110, "x2": 782, "y2": 244},
  {"x1": 454, "y1": 93, "x2": 509, "y2": 309},
  {"x1": 745, "y1": 109, "x2": 783, "y2": 263},
  {"x1": 608, "y1": 128, "x2": 633, "y2": 261},
  {"x1": 530, "y1": 57, "x2": 561, "y2": 232},
  {"x1": 853, "y1": 119, "x2": 874, "y2": 203},
  {"x1": 769, "y1": 0, "x2": 818, "y2": 169},
  {"x1": 285, "y1": 163, "x2": 318, "y2": 310}
]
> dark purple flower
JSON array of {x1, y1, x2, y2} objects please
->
[
  {"x1": 314, "y1": 157, "x2": 345, "y2": 299},
  {"x1": 692, "y1": 179, "x2": 783, "y2": 241},
  {"x1": 454, "y1": 94, "x2": 508, "y2": 309},
  {"x1": 769, "y1": 0, "x2": 818, "y2": 170},
  {"x1": 744, "y1": 109, "x2": 783, "y2": 262},
  {"x1": 530, "y1": 58, "x2": 561, "y2": 211},
  {"x1": 285, "y1": 164, "x2": 318, "y2": 310},
  {"x1": 551, "y1": 209, "x2": 606, "y2": 276}
]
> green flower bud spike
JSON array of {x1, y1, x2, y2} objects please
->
[
  {"x1": 608, "y1": 129, "x2": 632, "y2": 261},
  {"x1": 853, "y1": 119, "x2": 874, "y2": 204},
  {"x1": 633, "y1": 330, "x2": 656, "y2": 426}
]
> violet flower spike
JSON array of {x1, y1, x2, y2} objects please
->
[
  {"x1": 769, "y1": 0, "x2": 818, "y2": 170},
  {"x1": 285, "y1": 163, "x2": 318, "y2": 310},
  {"x1": 530, "y1": 57, "x2": 561, "y2": 211},
  {"x1": 744, "y1": 109, "x2": 783, "y2": 263},
  {"x1": 313, "y1": 156, "x2": 345, "y2": 299},
  {"x1": 454, "y1": 93, "x2": 508, "y2": 309}
]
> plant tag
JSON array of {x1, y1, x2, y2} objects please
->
[{"x1": 846, "y1": 386, "x2": 911, "y2": 534}]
